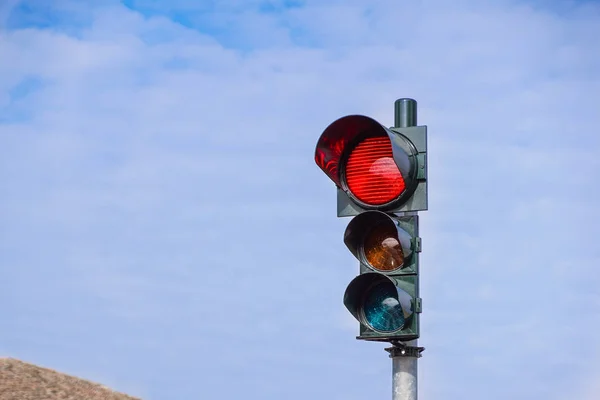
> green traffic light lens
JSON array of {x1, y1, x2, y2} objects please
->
[{"x1": 363, "y1": 282, "x2": 405, "y2": 332}]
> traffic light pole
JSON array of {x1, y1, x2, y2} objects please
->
[
  {"x1": 388, "y1": 98, "x2": 422, "y2": 400},
  {"x1": 314, "y1": 97, "x2": 427, "y2": 400},
  {"x1": 386, "y1": 341, "x2": 424, "y2": 400}
]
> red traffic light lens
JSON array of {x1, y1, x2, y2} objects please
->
[
  {"x1": 345, "y1": 135, "x2": 405, "y2": 205},
  {"x1": 363, "y1": 224, "x2": 404, "y2": 271}
]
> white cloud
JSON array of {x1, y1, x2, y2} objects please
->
[{"x1": 1, "y1": 1, "x2": 599, "y2": 399}]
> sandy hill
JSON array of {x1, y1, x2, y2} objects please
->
[{"x1": 0, "y1": 358, "x2": 140, "y2": 400}]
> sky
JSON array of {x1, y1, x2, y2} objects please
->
[{"x1": 1, "y1": 0, "x2": 600, "y2": 399}]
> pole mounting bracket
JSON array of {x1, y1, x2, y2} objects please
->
[{"x1": 385, "y1": 341, "x2": 425, "y2": 358}]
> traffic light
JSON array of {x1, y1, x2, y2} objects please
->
[{"x1": 314, "y1": 99, "x2": 427, "y2": 343}]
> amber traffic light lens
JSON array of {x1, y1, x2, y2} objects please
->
[{"x1": 363, "y1": 224, "x2": 404, "y2": 271}]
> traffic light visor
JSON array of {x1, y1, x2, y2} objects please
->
[{"x1": 315, "y1": 115, "x2": 382, "y2": 187}]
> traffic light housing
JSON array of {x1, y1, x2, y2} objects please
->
[{"x1": 314, "y1": 99, "x2": 427, "y2": 344}]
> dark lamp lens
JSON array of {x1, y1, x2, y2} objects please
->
[
  {"x1": 345, "y1": 135, "x2": 405, "y2": 205},
  {"x1": 363, "y1": 225, "x2": 404, "y2": 271},
  {"x1": 363, "y1": 283, "x2": 405, "y2": 332}
]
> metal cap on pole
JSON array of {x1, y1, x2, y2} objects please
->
[{"x1": 394, "y1": 98, "x2": 417, "y2": 128}]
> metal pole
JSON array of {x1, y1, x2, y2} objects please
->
[
  {"x1": 389, "y1": 342, "x2": 419, "y2": 400},
  {"x1": 390, "y1": 97, "x2": 419, "y2": 400},
  {"x1": 392, "y1": 352, "x2": 418, "y2": 400}
]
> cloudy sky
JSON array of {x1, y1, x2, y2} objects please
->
[{"x1": 1, "y1": 0, "x2": 599, "y2": 399}]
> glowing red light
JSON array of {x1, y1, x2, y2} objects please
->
[{"x1": 345, "y1": 136, "x2": 405, "y2": 205}]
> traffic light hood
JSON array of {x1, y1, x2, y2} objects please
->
[{"x1": 315, "y1": 115, "x2": 384, "y2": 186}]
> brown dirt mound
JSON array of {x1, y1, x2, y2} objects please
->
[{"x1": 0, "y1": 358, "x2": 140, "y2": 400}]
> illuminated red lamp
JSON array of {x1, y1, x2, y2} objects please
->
[
  {"x1": 315, "y1": 115, "x2": 417, "y2": 210},
  {"x1": 345, "y1": 135, "x2": 405, "y2": 205}
]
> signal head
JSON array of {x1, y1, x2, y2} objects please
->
[
  {"x1": 344, "y1": 273, "x2": 416, "y2": 337},
  {"x1": 315, "y1": 115, "x2": 427, "y2": 215},
  {"x1": 344, "y1": 211, "x2": 416, "y2": 274}
]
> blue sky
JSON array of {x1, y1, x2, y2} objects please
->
[{"x1": 1, "y1": 0, "x2": 599, "y2": 399}]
